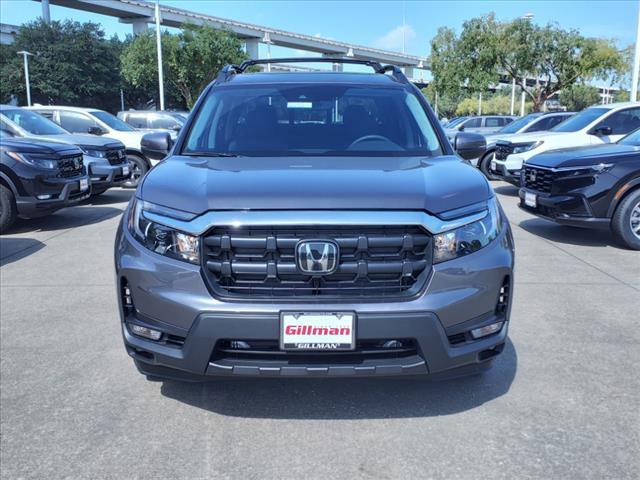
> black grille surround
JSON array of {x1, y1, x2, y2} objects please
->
[
  {"x1": 523, "y1": 165, "x2": 554, "y2": 193},
  {"x1": 201, "y1": 225, "x2": 433, "y2": 301},
  {"x1": 57, "y1": 154, "x2": 84, "y2": 178},
  {"x1": 106, "y1": 148, "x2": 127, "y2": 165},
  {"x1": 495, "y1": 142, "x2": 514, "y2": 161}
]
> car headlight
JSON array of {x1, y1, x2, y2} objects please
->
[
  {"x1": 433, "y1": 197, "x2": 503, "y2": 263},
  {"x1": 512, "y1": 141, "x2": 543, "y2": 154},
  {"x1": 127, "y1": 198, "x2": 199, "y2": 264},
  {"x1": 6, "y1": 151, "x2": 57, "y2": 169},
  {"x1": 555, "y1": 163, "x2": 614, "y2": 175},
  {"x1": 79, "y1": 146, "x2": 107, "y2": 158}
]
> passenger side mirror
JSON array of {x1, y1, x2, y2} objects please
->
[
  {"x1": 590, "y1": 125, "x2": 612, "y2": 137},
  {"x1": 88, "y1": 126, "x2": 105, "y2": 135},
  {"x1": 458, "y1": 124, "x2": 465, "y2": 131},
  {"x1": 454, "y1": 132, "x2": 486, "y2": 161},
  {"x1": 141, "y1": 131, "x2": 172, "y2": 161}
]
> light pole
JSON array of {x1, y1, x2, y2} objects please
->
[
  {"x1": 511, "y1": 13, "x2": 535, "y2": 115},
  {"x1": 17, "y1": 51, "x2": 34, "y2": 106},
  {"x1": 155, "y1": 0, "x2": 165, "y2": 111},
  {"x1": 631, "y1": 1, "x2": 640, "y2": 102}
]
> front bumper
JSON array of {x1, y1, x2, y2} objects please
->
[
  {"x1": 518, "y1": 188, "x2": 610, "y2": 229},
  {"x1": 491, "y1": 161, "x2": 521, "y2": 186},
  {"x1": 115, "y1": 217, "x2": 515, "y2": 380},
  {"x1": 15, "y1": 174, "x2": 91, "y2": 218},
  {"x1": 88, "y1": 162, "x2": 131, "y2": 191}
]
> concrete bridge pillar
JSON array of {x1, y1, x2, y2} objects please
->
[
  {"x1": 132, "y1": 20, "x2": 149, "y2": 35},
  {"x1": 403, "y1": 66, "x2": 414, "y2": 79},
  {"x1": 245, "y1": 39, "x2": 260, "y2": 60}
]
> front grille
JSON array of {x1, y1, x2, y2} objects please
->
[
  {"x1": 523, "y1": 165, "x2": 554, "y2": 193},
  {"x1": 57, "y1": 154, "x2": 84, "y2": 178},
  {"x1": 495, "y1": 142, "x2": 513, "y2": 160},
  {"x1": 202, "y1": 225, "x2": 433, "y2": 300},
  {"x1": 106, "y1": 148, "x2": 127, "y2": 165}
]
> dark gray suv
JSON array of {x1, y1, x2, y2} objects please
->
[{"x1": 114, "y1": 58, "x2": 515, "y2": 381}]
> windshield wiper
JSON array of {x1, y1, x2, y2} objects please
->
[{"x1": 183, "y1": 151, "x2": 244, "y2": 157}]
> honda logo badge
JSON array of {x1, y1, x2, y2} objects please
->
[{"x1": 296, "y1": 240, "x2": 339, "y2": 274}]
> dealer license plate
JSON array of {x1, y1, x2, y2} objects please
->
[
  {"x1": 79, "y1": 178, "x2": 89, "y2": 191},
  {"x1": 525, "y1": 191, "x2": 537, "y2": 208},
  {"x1": 280, "y1": 312, "x2": 355, "y2": 351}
]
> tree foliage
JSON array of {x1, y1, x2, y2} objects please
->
[
  {"x1": 121, "y1": 24, "x2": 247, "y2": 109},
  {"x1": 0, "y1": 20, "x2": 123, "y2": 110},
  {"x1": 559, "y1": 84, "x2": 601, "y2": 111},
  {"x1": 429, "y1": 14, "x2": 624, "y2": 111}
]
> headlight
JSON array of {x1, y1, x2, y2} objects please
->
[
  {"x1": 433, "y1": 197, "x2": 502, "y2": 263},
  {"x1": 6, "y1": 151, "x2": 57, "y2": 169},
  {"x1": 512, "y1": 141, "x2": 543, "y2": 154},
  {"x1": 79, "y1": 147, "x2": 107, "y2": 158},
  {"x1": 127, "y1": 198, "x2": 200, "y2": 264},
  {"x1": 555, "y1": 163, "x2": 614, "y2": 175}
]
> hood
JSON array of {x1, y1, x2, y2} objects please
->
[
  {"x1": 527, "y1": 143, "x2": 640, "y2": 169},
  {"x1": 0, "y1": 137, "x2": 81, "y2": 156},
  {"x1": 36, "y1": 133, "x2": 123, "y2": 148},
  {"x1": 140, "y1": 155, "x2": 493, "y2": 216}
]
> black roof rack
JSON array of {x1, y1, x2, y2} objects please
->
[{"x1": 215, "y1": 57, "x2": 409, "y2": 84}]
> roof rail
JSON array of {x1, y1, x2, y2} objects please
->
[{"x1": 214, "y1": 57, "x2": 410, "y2": 84}]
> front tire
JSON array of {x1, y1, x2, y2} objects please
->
[
  {"x1": 122, "y1": 154, "x2": 148, "y2": 189},
  {"x1": 611, "y1": 188, "x2": 640, "y2": 250},
  {"x1": 479, "y1": 151, "x2": 500, "y2": 181},
  {"x1": 0, "y1": 184, "x2": 18, "y2": 233}
]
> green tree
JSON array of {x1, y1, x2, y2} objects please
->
[
  {"x1": 121, "y1": 24, "x2": 247, "y2": 109},
  {"x1": 421, "y1": 84, "x2": 460, "y2": 119},
  {"x1": 0, "y1": 19, "x2": 123, "y2": 111},
  {"x1": 559, "y1": 84, "x2": 601, "y2": 111}
]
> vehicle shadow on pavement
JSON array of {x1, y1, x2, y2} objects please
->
[
  {"x1": 3, "y1": 206, "x2": 124, "y2": 235},
  {"x1": 0, "y1": 238, "x2": 45, "y2": 266},
  {"x1": 519, "y1": 218, "x2": 618, "y2": 248},
  {"x1": 159, "y1": 339, "x2": 517, "y2": 419},
  {"x1": 82, "y1": 188, "x2": 134, "y2": 206},
  {"x1": 493, "y1": 185, "x2": 519, "y2": 197}
]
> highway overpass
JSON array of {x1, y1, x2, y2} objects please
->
[{"x1": 32, "y1": 0, "x2": 429, "y2": 78}]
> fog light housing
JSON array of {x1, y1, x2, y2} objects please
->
[
  {"x1": 37, "y1": 194, "x2": 53, "y2": 200},
  {"x1": 470, "y1": 321, "x2": 503, "y2": 339},
  {"x1": 129, "y1": 324, "x2": 162, "y2": 341},
  {"x1": 230, "y1": 340, "x2": 251, "y2": 349}
]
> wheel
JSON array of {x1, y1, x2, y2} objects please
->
[
  {"x1": 479, "y1": 151, "x2": 501, "y2": 181},
  {"x1": 611, "y1": 188, "x2": 640, "y2": 250},
  {"x1": 0, "y1": 184, "x2": 17, "y2": 233},
  {"x1": 122, "y1": 154, "x2": 148, "y2": 189}
]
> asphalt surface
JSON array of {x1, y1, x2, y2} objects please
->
[{"x1": 1, "y1": 183, "x2": 638, "y2": 480}]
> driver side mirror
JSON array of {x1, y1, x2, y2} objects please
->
[
  {"x1": 88, "y1": 126, "x2": 105, "y2": 135},
  {"x1": 590, "y1": 125, "x2": 612, "y2": 137},
  {"x1": 454, "y1": 132, "x2": 486, "y2": 161},
  {"x1": 458, "y1": 124, "x2": 466, "y2": 131},
  {"x1": 141, "y1": 131, "x2": 172, "y2": 161}
]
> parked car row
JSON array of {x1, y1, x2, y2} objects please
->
[{"x1": 461, "y1": 101, "x2": 640, "y2": 250}]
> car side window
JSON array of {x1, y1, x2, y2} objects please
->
[
  {"x1": 58, "y1": 111, "x2": 97, "y2": 134},
  {"x1": 485, "y1": 117, "x2": 501, "y2": 127},
  {"x1": 464, "y1": 117, "x2": 482, "y2": 128},
  {"x1": 595, "y1": 108, "x2": 640, "y2": 135},
  {"x1": 527, "y1": 116, "x2": 560, "y2": 132},
  {"x1": 503, "y1": 117, "x2": 514, "y2": 125},
  {"x1": 150, "y1": 115, "x2": 180, "y2": 129},
  {"x1": 126, "y1": 114, "x2": 148, "y2": 129}
]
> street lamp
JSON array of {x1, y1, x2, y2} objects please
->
[
  {"x1": 513, "y1": 13, "x2": 535, "y2": 115},
  {"x1": 16, "y1": 51, "x2": 34, "y2": 106},
  {"x1": 155, "y1": 0, "x2": 165, "y2": 111},
  {"x1": 631, "y1": 2, "x2": 640, "y2": 102}
]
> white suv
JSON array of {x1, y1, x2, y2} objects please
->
[
  {"x1": 491, "y1": 102, "x2": 640, "y2": 185},
  {"x1": 27, "y1": 106, "x2": 162, "y2": 188}
]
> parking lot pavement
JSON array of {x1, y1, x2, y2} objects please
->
[{"x1": 1, "y1": 184, "x2": 638, "y2": 480}]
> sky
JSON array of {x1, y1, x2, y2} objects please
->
[{"x1": 1, "y1": 0, "x2": 638, "y2": 59}]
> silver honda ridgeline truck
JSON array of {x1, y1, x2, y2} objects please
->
[{"x1": 114, "y1": 58, "x2": 515, "y2": 381}]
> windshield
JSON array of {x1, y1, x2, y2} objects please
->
[
  {"x1": 498, "y1": 113, "x2": 542, "y2": 134},
  {"x1": 552, "y1": 107, "x2": 609, "y2": 133},
  {"x1": 445, "y1": 116, "x2": 467, "y2": 129},
  {"x1": 183, "y1": 84, "x2": 443, "y2": 157},
  {"x1": 1, "y1": 108, "x2": 68, "y2": 135},
  {"x1": 618, "y1": 127, "x2": 640, "y2": 146},
  {"x1": 90, "y1": 110, "x2": 135, "y2": 131}
]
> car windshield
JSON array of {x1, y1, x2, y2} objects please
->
[
  {"x1": 445, "y1": 116, "x2": 467, "y2": 128},
  {"x1": 551, "y1": 107, "x2": 609, "y2": 133},
  {"x1": 618, "y1": 128, "x2": 640, "y2": 146},
  {"x1": 183, "y1": 84, "x2": 443, "y2": 157},
  {"x1": 1, "y1": 108, "x2": 69, "y2": 135},
  {"x1": 498, "y1": 113, "x2": 542, "y2": 134},
  {"x1": 90, "y1": 110, "x2": 135, "y2": 131}
]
